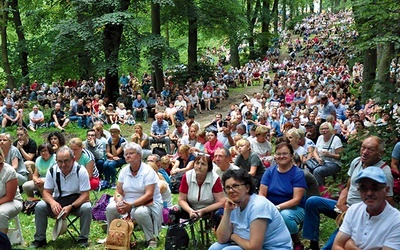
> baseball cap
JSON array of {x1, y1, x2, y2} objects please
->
[
  {"x1": 305, "y1": 121, "x2": 316, "y2": 127},
  {"x1": 355, "y1": 167, "x2": 387, "y2": 184}
]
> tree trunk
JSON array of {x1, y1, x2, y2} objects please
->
[
  {"x1": 151, "y1": 2, "x2": 164, "y2": 92},
  {"x1": 375, "y1": 42, "x2": 395, "y2": 97},
  {"x1": 103, "y1": 0, "x2": 130, "y2": 103},
  {"x1": 76, "y1": 4, "x2": 93, "y2": 80},
  {"x1": 187, "y1": 0, "x2": 197, "y2": 67},
  {"x1": 229, "y1": 39, "x2": 240, "y2": 68},
  {"x1": 259, "y1": 0, "x2": 271, "y2": 54},
  {"x1": 361, "y1": 47, "x2": 377, "y2": 100},
  {"x1": 0, "y1": 0, "x2": 15, "y2": 88},
  {"x1": 320, "y1": 0, "x2": 323, "y2": 13},
  {"x1": 282, "y1": 0, "x2": 286, "y2": 30},
  {"x1": 272, "y1": 0, "x2": 279, "y2": 34},
  {"x1": 247, "y1": 0, "x2": 261, "y2": 60},
  {"x1": 9, "y1": 0, "x2": 29, "y2": 84}
]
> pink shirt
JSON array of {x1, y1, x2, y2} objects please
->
[{"x1": 204, "y1": 140, "x2": 224, "y2": 160}]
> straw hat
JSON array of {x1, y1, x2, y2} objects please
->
[{"x1": 52, "y1": 219, "x2": 68, "y2": 241}]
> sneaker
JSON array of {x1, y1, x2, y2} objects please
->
[
  {"x1": 30, "y1": 240, "x2": 47, "y2": 248},
  {"x1": 77, "y1": 239, "x2": 89, "y2": 248},
  {"x1": 110, "y1": 183, "x2": 117, "y2": 189},
  {"x1": 147, "y1": 239, "x2": 157, "y2": 248}
]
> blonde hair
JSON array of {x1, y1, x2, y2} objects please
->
[
  {"x1": 255, "y1": 125, "x2": 269, "y2": 136},
  {"x1": 69, "y1": 137, "x2": 83, "y2": 147},
  {"x1": 160, "y1": 155, "x2": 170, "y2": 165},
  {"x1": 236, "y1": 138, "x2": 250, "y2": 147},
  {"x1": 286, "y1": 128, "x2": 301, "y2": 139}
]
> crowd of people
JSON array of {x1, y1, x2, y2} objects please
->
[{"x1": 1, "y1": 10, "x2": 400, "y2": 250}]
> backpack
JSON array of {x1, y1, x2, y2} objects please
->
[
  {"x1": 170, "y1": 172, "x2": 184, "y2": 194},
  {"x1": 152, "y1": 147, "x2": 167, "y2": 157},
  {"x1": 105, "y1": 218, "x2": 134, "y2": 250},
  {"x1": 165, "y1": 219, "x2": 190, "y2": 250},
  {"x1": 92, "y1": 194, "x2": 112, "y2": 221}
]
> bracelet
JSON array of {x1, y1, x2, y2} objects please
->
[{"x1": 276, "y1": 205, "x2": 281, "y2": 211}]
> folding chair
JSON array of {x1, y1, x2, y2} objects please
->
[
  {"x1": 91, "y1": 184, "x2": 102, "y2": 204},
  {"x1": 65, "y1": 215, "x2": 80, "y2": 242},
  {"x1": 8, "y1": 215, "x2": 25, "y2": 246},
  {"x1": 189, "y1": 215, "x2": 214, "y2": 248}
]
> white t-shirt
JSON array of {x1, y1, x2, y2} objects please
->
[
  {"x1": 315, "y1": 135, "x2": 342, "y2": 165},
  {"x1": 339, "y1": 201, "x2": 400, "y2": 250}
]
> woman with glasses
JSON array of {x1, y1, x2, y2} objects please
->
[
  {"x1": 105, "y1": 142, "x2": 163, "y2": 248},
  {"x1": 259, "y1": 142, "x2": 307, "y2": 250},
  {"x1": 209, "y1": 168, "x2": 292, "y2": 250},
  {"x1": 172, "y1": 155, "x2": 224, "y2": 227},
  {"x1": 312, "y1": 122, "x2": 343, "y2": 186},
  {"x1": 22, "y1": 143, "x2": 55, "y2": 198}
]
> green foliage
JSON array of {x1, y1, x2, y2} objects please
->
[{"x1": 168, "y1": 62, "x2": 215, "y2": 85}]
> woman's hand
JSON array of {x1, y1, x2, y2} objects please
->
[
  {"x1": 116, "y1": 200, "x2": 131, "y2": 214},
  {"x1": 189, "y1": 210, "x2": 201, "y2": 220},
  {"x1": 34, "y1": 179, "x2": 44, "y2": 187},
  {"x1": 224, "y1": 198, "x2": 237, "y2": 212}
]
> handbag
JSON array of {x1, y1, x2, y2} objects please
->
[{"x1": 305, "y1": 158, "x2": 321, "y2": 173}]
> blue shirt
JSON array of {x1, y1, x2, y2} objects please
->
[
  {"x1": 151, "y1": 120, "x2": 169, "y2": 135},
  {"x1": 132, "y1": 99, "x2": 148, "y2": 109},
  {"x1": 261, "y1": 165, "x2": 307, "y2": 207}
]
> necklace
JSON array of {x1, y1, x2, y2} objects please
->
[
  {"x1": 277, "y1": 165, "x2": 293, "y2": 173},
  {"x1": 131, "y1": 166, "x2": 140, "y2": 174}
]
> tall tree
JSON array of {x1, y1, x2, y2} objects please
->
[
  {"x1": 0, "y1": 0, "x2": 15, "y2": 88},
  {"x1": 187, "y1": 0, "x2": 198, "y2": 67},
  {"x1": 10, "y1": 0, "x2": 29, "y2": 84},
  {"x1": 151, "y1": 1, "x2": 164, "y2": 91}
]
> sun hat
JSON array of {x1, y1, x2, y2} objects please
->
[
  {"x1": 110, "y1": 124, "x2": 121, "y2": 132},
  {"x1": 52, "y1": 219, "x2": 67, "y2": 241},
  {"x1": 355, "y1": 167, "x2": 387, "y2": 184}
]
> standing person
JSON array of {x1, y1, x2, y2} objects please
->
[
  {"x1": 50, "y1": 103, "x2": 70, "y2": 131},
  {"x1": 0, "y1": 133, "x2": 27, "y2": 186},
  {"x1": 30, "y1": 146, "x2": 91, "y2": 248},
  {"x1": 234, "y1": 139, "x2": 265, "y2": 188},
  {"x1": 209, "y1": 168, "x2": 292, "y2": 250},
  {"x1": 103, "y1": 124, "x2": 127, "y2": 189},
  {"x1": 302, "y1": 136, "x2": 394, "y2": 250},
  {"x1": 311, "y1": 122, "x2": 343, "y2": 186},
  {"x1": 333, "y1": 167, "x2": 400, "y2": 250},
  {"x1": 0, "y1": 148, "x2": 23, "y2": 235},
  {"x1": 259, "y1": 142, "x2": 307, "y2": 250},
  {"x1": 105, "y1": 143, "x2": 163, "y2": 248}
]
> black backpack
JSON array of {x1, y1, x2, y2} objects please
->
[
  {"x1": 165, "y1": 220, "x2": 190, "y2": 250},
  {"x1": 170, "y1": 172, "x2": 184, "y2": 194}
]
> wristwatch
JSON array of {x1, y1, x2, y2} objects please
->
[
  {"x1": 71, "y1": 204, "x2": 76, "y2": 211},
  {"x1": 276, "y1": 205, "x2": 281, "y2": 211}
]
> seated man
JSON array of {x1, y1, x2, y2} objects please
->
[
  {"x1": 132, "y1": 94, "x2": 148, "y2": 123},
  {"x1": 31, "y1": 146, "x2": 91, "y2": 248},
  {"x1": 69, "y1": 99, "x2": 86, "y2": 128},
  {"x1": 28, "y1": 105, "x2": 45, "y2": 132},
  {"x1": 174, "y1": 95, "x2": 187, "y2": 122},
  {"x1": 1, "y1": 101, "x2": 23, "y2": 133},
  {"x1": 333, "y1": 167, "x2": 400, "y2": 250},
  {"x1": 50, "y1": 103, "x2": 70, "y2": 131},
  {"x1": 302, "y1": 136, "x2": 394, "y2": 250},
  {"x1": 149, "y1": 113, "x2": 171, "y2": 154}
]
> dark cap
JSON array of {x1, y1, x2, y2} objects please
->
[{"x1": 305, "y1": 121, "x2": 316, "y2": 127}]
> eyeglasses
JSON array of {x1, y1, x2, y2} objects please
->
[
  {"x1": 224, "y1": 183, "x2": 246, "y2": 192},
  {"x1": 358, "y1": 185, "x2": 386, "y2": 193},
  {"x1": 56, "y1": 158, "x2": 72, "y2": 165},
  {"x1": 275, "y1": 152, "x2": 291, "y2": 157}
]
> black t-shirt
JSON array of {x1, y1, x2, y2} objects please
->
[
  {"x1": 51, "y1": 109, "x2": 65, "y2": 123},
  {"x1": 13, "y1": 138, "x2": 37, "y2": 161}
]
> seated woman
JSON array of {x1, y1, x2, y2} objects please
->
[
  {"x1": 173, "y1": 155, "x2": 225, "y2": 227},
  {"x1": 103, "y1": 124, "x2": 127, "y2": 189},
  {"x1": 69, "y1": 138, "x2": 100, "y2": 190},
  {"x1": 312, "y1": 122, "x2": 343, "y2": 186},
  {"x1": 105, "y1": 142, "x2": 163, "y2": 248},
  {"x1": 170, "y1": 145, "x2": 195, "y2": 176},
  {"x1": 0, "y1": 133, "x2": 28, "y2": 186},
  {"x1": 22, "y1": 143, "x2": 56, "y2": 198},
  {"x1": 234, "y1": 139, "x2": 265, "y2": 188},
  {"x1": 204, "y1": 131, "x2": 224, "y2": 160},
  {"x1": 47, "y1": 131, "x2": 66, "y2": 152},
  {"x1": 130, "y1": 124, "x2": 152, "y2": 159},
  {"x1": 209, "y1": 168, "x2": 292, "y2": 250},
  {"x1": 0, "y1": 148, "x2": 23, "y2": 235},
  {"x1": 259, "y1": 142, "x2": 307, "y2": 250}
]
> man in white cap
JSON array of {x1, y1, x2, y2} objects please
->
[{"x1": 333, "y1": 167, "x2": 400, "y2": 249}]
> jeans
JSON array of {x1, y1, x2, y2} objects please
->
[
  {"x1": 322, "y1": 229, "x2": 338, "y2": 250},
  {"x1": 280, "y1": 206, "x2": 305, "y2": 234},
  {"x1": 302, "y1": 196, "x2": 338, "y2": 241},
  {"x1": 103, "y1": 158, "x2": 126, "y2": 184},
  {"x1": 313, "y1": 161, "x2": 341, "y2": 186},
  {"x1": 133, "y1": 109, "x2": 148, "y2": 122},
  {"x1": 69, "y1": 116, "x2": 83, "y2": 127},
  {"x1": 209, "y1": 242, "x2": 243, "y2": 250},
  {"x1": 95, "y1": 159, "x2": 105, "y2": 178}
]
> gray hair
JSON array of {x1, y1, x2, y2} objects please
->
[
  {"x1": 148, "y1": 154, "x2": 161, "y2": 162},
  {"x1": 123, "y1": 142, "x2": 143, "y2": 157},
  {"x1": 57, "y1": 146, "x2": 74, "y2": 159}
]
